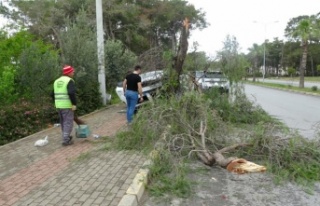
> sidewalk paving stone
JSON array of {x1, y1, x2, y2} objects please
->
[{"x1": 0, "y1": 104, "x2": 146, "y2": 206}]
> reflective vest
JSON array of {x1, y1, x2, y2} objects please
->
[{"x1": 53, "y1": 76, "x2": 74, "y2": 109}]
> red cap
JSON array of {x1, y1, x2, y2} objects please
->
[{"x1": 63, "y1": 65, "x2": 74, "y2": 75}]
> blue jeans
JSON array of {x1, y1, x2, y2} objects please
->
[{"x1": 125, "y1": 90, "x2": 139, "y2": 123}]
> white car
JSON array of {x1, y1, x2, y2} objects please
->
[
  {"x1": 195, "y1": 71, "x2": 229, "y2": 93},
  {"x1": 116, "y1": 70, "x2": 164, "y2": 105}
]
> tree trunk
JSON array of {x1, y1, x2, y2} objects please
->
[
  {"x1": 299, "y1": 41, "x2": 308, "y2": 88},
  {"x1": 195, "y1": 143, "x2": 251, "y2": 167},
  {"x1": 252, "y1": 58, "x2": 258, "y2": 82},
  {"x1": 171, "y1": 18, "x2": 190, "y2": 93},
  {"x1": 191, "y1": 121, "x2": 252, "y2": 167},
  {"x1": 310, "y1": 54, "x2": 314, "y2": 76}
]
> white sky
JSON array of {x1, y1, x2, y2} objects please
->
[{"x1": 187, "y1": 0, "x2": 320, "y2": 56}]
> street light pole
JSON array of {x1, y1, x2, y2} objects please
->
[
  {"x1": 263, "y1": 24, "x2": 266, "y2": 81},
  {"x1": 96, "y1": 0, "x2": 107, "y2": 105},
  {"x1": 253, "y1": 20, "x2": 278, "y2": 82}
]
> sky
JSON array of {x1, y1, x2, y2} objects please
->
[{"x1": 187, "y1": 0, "x2": 320, "y2": 56}]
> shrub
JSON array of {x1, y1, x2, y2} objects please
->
[
  {"x1": 0, "y1": 98, "x2": 58, "y2": 145},
  {"x1": 0, "y1": 66, "x2": 17, "y2": 105}
]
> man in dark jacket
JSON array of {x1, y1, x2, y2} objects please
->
[{"x1": 122, "y1": 65, "x2": 143, "y2": 124}]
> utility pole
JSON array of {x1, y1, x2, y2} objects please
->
[
  {"x1": 253, "y1": 20, "x2": 279, "y2": 82},
  {"x1": 263, "y1": 24, "x2": 266, "y2": 81},
  {"x1": 96, "y1": 0, "x2": 107, "y2": 105}
]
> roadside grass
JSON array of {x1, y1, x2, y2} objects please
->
[
  {"x1": 108, "y1": 89, "x2": 123, "y2": 105},
  {"x1": 113, "y1": 115, "x2": 160, "y2": 155},
  {"x1": 259, "y1": 135, "x2": 320, "y2": 193},
  {"x1": 105, "y1": 87, "x2": 320, "y2": 198},
  {"x1": 74, "y1": 151, "x2": 91, "y2": 162},
  {"x1": 147, "y1": 150, "x2": 192, "y2": 198},
  {"x1": 99, "y1": 136, "x2": 114, "y2": 151},
  {"x1": 245, "y1": 80, "x2": 320, "y2": 95},
  {"x1": 267, "y1": 76, "x2": 320, "y2": 82}
]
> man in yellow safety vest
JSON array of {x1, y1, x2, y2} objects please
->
[{"x1": 52, "y1": 65, "x2": 77, "y2": 146}]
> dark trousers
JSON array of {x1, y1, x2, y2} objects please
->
[{"x1": 58, "y1": 109, "x2": 74, "y2": 143}]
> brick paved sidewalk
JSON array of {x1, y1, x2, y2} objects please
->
[{"x1": 0, "y1": 104, "x2": 146, "y2": 206}]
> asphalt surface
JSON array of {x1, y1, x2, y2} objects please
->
[{"x1": 244, "y1": 83, "x2": 320, "y2": 139}]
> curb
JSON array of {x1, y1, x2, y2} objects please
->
[
  {"x1": 117, "y1": 140, "x2": 165, "y2": 206},
  {"x1": 117, "y1": 160, "x2": 152, "y2": 206}
]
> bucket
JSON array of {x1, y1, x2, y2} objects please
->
[{"x1": 75, "y1": 125, "x2": 90, "y2": 138}]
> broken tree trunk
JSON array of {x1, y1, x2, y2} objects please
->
[
  {"x1": 191, "y1": 120, "x2": 251, "y2": 167},
  {"x1": 171, "y1": 17, "x2": 190, "y2": 93}
]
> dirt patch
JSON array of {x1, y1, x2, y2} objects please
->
[{"x1": 139, "y1": 161, "x2": 320, "y2": 206}]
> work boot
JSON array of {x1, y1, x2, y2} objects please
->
[
  {"x1": 62, "y1": 136, "x2": 74, "y2": 146},
  {"x1": 62, "y1": 141, "x2": 74, "y2": 146}
]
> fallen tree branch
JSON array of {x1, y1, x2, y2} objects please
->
[{"x1": 217, "y1": 143, "x2": 252, "y2": 153}]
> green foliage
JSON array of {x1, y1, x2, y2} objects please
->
[
  {"x1": 114, "y1": 115, "x2": 159, "y2": 151},
  {"x1": 0, "y1": 30, "x2": 62, "y2": 144},
  {"x1": 287, "y1": 67, "x2": 296, "y2": 76},
  {"x1": 285, "y1": 15, "x2": 320, "y2": 87},
  {"x1": 203, "y1": 87, "x2": 273, "y2": 124},
  {"x1": 250, "y1": 135, "x2": 320, "y2": 187},
  {"x1": 111, "y1": 83, "x2": 320, "y2": 196},
  {"x1": 218, "y1": 35, "x2": 248, "y2": 86},
  {"x1": 6, "y1": 0, "x2": 208, "y2": 55},
  {"x1": 0, "y1": 30, "x2": 59, "y2": 105},
  {"x1": 311, "y1": 86, "x2": 318, "y2": 91},
  {"x1": 59, "y1": 10, "x2": 103, "y2": 113},
  {"x1": 0, "y1": 30, "x2": 34, "y2": 73},
  {"x1": 107, "y1": 87, "x2": 124, "y2": 105},
  {"x1": 148, "y1": 153, "x2": 191, "y2": 198},
  {"x1": 113, "y1": 90, "x2": 275, "y2": 197},
  {"x1": 17, "y1": 41, "x2": 60, "y2": 101},
  {"x1": 105, "y1": 39, "x2": 137, "y2": 89},
  {"x1": 267, "y1": 38, "x2": 284, "y2": 71},
  {"x1": 0, "y1": 0, "x2": 206, "y2": 148},
  {"x1": 184, "y1": 51, "x2": 209, "y2": 72},
  {"x1": 113, "y1": 92, "x2": 221, "y2": 197},
  {"x1": 160, "y1": 69, "x2": 180, "y2": 95},
  {"x1": 285, "y1": 15, "x2": 319, "y2": 43},
  {"x1": 0, "y1": 66, "x2": 17, "y2": 104},
  {"x1": 0, "y1": 98, "x2": 58, "y2": 146}
]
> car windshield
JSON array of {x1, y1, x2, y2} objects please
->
[
  {"x1": 195, "y1": 71, "x2": 226, "y2": 79},
  {"x1": 204, "y1": 72, "x2": 224, "y2": 78},
  {"x1": 140, "y1": 70, "x2": 163, "y2": 82}
]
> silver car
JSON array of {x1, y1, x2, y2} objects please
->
[
  {"x1": 115, "y1": 70, "x2": 163, "y2": 105},
  {"x1": 196, "y1": 71, "x2": 229, "y2": 93}
]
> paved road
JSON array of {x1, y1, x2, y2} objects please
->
[{"x1": 244, "y1": 84, "x2": 320, "y2": 139}]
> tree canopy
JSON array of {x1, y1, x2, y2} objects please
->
[{"x1": 2, "y1": 0, "x2": 208, "y2": 55}]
